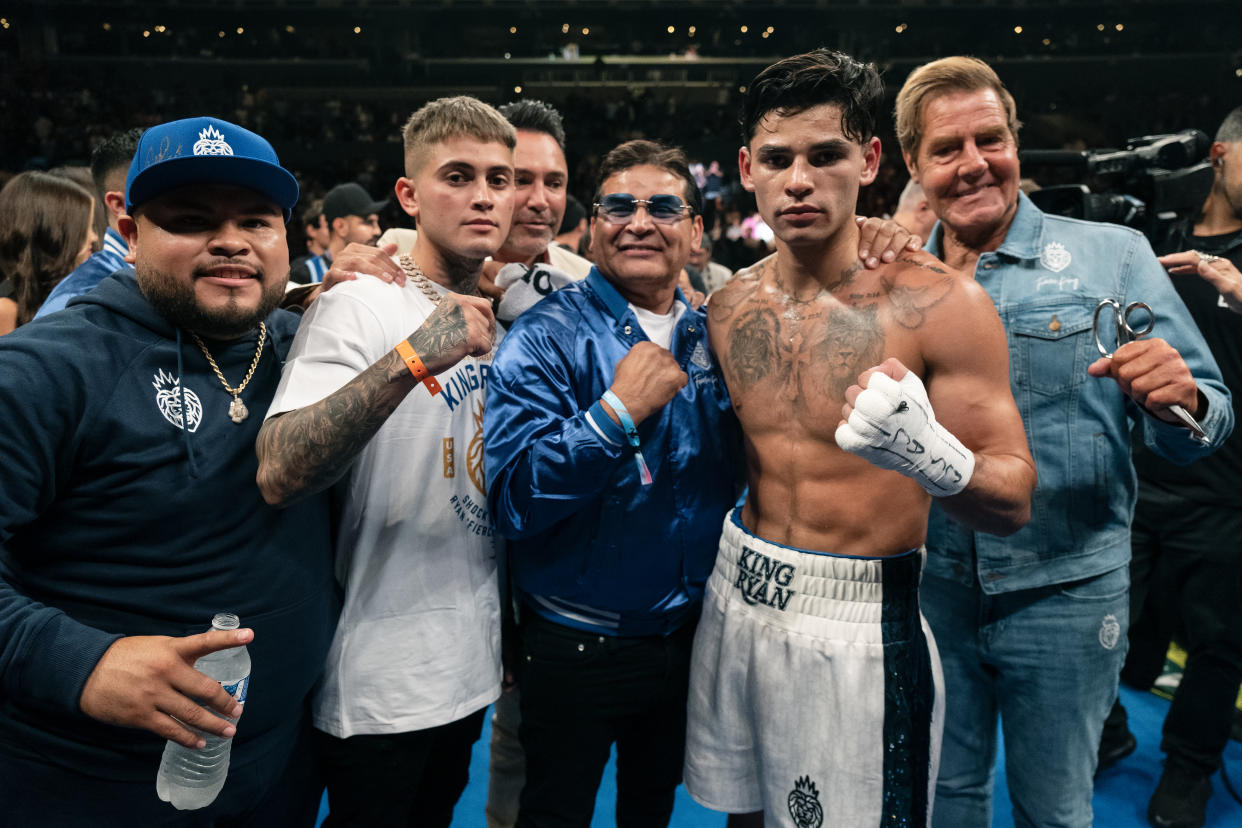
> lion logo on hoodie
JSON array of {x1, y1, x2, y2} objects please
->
[{"x1": 153, "y1": 369, "x2": 203, "y2": 432}]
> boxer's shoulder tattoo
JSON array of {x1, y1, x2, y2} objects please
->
[
  {"x1": 897, "y1": 254, "x2": 949, "y2": 275},
  {"x1": 708, "y1": 267, "x2": 763, "y2": 324},
  {"x1": 728, "y1": 306, "x2": 779, "y2": 388},
  {"x1": 735, "y1": 259, "x2": 767, "y2": 284},
  {"x1": 883, "y1": 272, "x2": 954, "y2": 330}
]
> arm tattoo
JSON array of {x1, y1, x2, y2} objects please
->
[
  {"x1": 409, "y1": 300, "x2": 468, "y2": 359},
  {"x1": 256, "y1": 303, "x2": 470, "y2": 507},
  {"x1": 728, "y1": 307, "x2": 779, "y2": 388},
  {"x1": 256, "y1": 351, "x2": 414, "y2": 506}
]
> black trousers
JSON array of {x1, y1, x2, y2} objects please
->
[
  {"x1": 1125, "y1": 488, "x2": 1242, "y2": 773},
  {"x1": 0, "y1": 715, "x2": 319, "y2": 828},
  {"x1": 516, "y1": 612, "x2": 696, "y2": 828},
  {"x1": 315, "y1": 707, "x2": 486, "y2": 828}
]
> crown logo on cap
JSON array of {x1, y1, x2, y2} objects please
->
[{"x1": 193, "y1": 125, "x2": 234, "y2": 157}]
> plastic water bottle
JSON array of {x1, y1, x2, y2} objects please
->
[{"x1": 155, "y1": 612, "x2": 251, "y2": 810}]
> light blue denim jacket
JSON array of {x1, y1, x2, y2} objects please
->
[{"x1": 925, "y1": 193, "x2": 1233, "y2": 593}]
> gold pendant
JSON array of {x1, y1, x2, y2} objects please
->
[{"x1": 228, "y1": 396, "x2": 249, "y2": 424}]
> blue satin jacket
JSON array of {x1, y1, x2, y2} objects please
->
[
  {"x1": 484, "y1": 268, "x2": 741, "y2": 636},
  {"x1": 925, "y1": 193, "x2": 1233, "y2": 593}
]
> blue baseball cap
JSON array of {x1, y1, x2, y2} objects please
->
[{"x1": 125, "y1": 116, "x2": 300, "y2": 220}]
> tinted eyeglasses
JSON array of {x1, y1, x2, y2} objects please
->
[{"x1": 594, "y1": 193, "x2": 694, "y2": 224}]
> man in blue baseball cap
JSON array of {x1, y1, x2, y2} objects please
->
[
  {"x1": 0, "y1": 116, "x2": 338, "y2": 825},
  {"x1": 126, "y1": 116, "x2": 301, "y2": 220}
]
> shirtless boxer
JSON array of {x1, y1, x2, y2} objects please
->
[{"x1": 682, "y1": 49, "x2": 1037, "y2": 828}]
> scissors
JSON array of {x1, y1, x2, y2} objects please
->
[{"x1": 1093, "y1": 299, "x2": 1208, "y2": 444}]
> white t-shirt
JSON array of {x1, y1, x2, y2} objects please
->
[
  {"x1": 630, "y1": 301, "x2": 686, "y2": 349},
  {"x1": 267, "y1": 275, "x2": 502, "y2": 737}
]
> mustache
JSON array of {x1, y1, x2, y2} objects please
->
[{"x1": 192, "y1": 258, "x2": 262, "y2": 279}]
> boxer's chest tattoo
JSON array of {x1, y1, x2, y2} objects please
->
[
  {"x1": 811, "y1": 304, "x2": 885, "y2": 400},
  {"x1": 728, "y1": 307, "x2": 780, "y2": 386},
  {"x1": 727, "y1": 300, "x2": 886, "y2": 409}
]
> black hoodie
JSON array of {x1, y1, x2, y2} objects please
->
[{"x1": 0, "y1": 269, "x2": 338, "y2": 785}]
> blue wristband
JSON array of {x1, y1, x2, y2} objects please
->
[{"x1": 602, "y1": 390, "x2": 653, "y2": 486}]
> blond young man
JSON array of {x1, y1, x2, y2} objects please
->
[{"x1": 256, "y1": 95, "x2": 511, "y2": 827}]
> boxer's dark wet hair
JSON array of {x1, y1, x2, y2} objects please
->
[{"x1": 741, "y1": 49, "x2": 884, "y2": 147}]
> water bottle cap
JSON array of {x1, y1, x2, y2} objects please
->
[{"x1": 211, "y1": 613, "x2": 241, "y2": 631}]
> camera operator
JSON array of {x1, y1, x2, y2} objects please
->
[{"x1": 1102, "y1": 104, "x2": 1242, "y2": 827}]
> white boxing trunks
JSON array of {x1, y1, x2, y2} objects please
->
[{"x1": 683, "y1": 508, "x2": 944, "y2": 827}]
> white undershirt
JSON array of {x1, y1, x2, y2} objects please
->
[{"x1": 629, "y1": 301, "x2": 686, "y2": 349}]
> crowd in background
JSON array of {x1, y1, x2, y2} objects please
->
[{"x1": 1, "y1": 6, "x2": 1241, "y2": 827}]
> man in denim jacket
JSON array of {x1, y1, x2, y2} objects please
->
[{"x1": 896, "y1": 57, "x2": 1233, "y2": 827}]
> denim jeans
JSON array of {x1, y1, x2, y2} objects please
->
[{"x1": 921, "y1": 565, "x2": 1129, "y2": 828}]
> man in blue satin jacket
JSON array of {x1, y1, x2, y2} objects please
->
[
  {"x1": 896, "y1": 57, "x2": 1234, "y2": 828},
  {"x1": 484, "y1": 139, "x2": 741, "y2": 827}
]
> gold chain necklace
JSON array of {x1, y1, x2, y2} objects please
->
[
  {"x1": 192, "y1": 322, "x2": 267, "y2": 423},
  {"x1": 397, "y1": 255, "x2": 493, "y2": 358}
]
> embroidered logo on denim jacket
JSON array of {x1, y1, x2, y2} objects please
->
[{"x1": 1039, "y1": 241, "x2": 1072, "y2": 273}]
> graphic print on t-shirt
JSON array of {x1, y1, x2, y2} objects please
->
[{"x1": 467, "y1": 399, "x2": 486, "y2": 495}]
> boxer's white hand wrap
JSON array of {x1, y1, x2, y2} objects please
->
[{"x1": 834, "y1": 371, "x2": 975, "y2": 497}]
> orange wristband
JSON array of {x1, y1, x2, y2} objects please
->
[{"x1": 395, "y1": 340, "x2": 442, "y2": 395}]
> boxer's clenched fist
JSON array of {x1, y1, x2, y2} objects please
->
[{"x1": 836, "y1": 362, "x2": 975, "y2": 497}]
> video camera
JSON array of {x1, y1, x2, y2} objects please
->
[{"x1": 1020, "y1": 130, "x2": 1214, "y2": 251}]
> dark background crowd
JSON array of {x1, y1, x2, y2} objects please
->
[
  {"x1": 1, "y1": 0, "x2": 1238, "y2": 267},
  {"x1": 1, "y1": 3, "x2": 1241, "y2": 826}
]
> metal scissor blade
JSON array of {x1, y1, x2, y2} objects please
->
[{"x1": 1167, "y1": 404, "x2": 1209, "y2": 444}]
